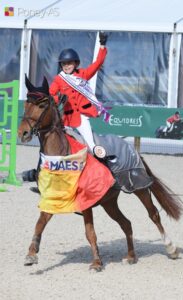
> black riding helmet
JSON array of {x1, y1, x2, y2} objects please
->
[{"x1": 58, "y1": 48, "x2": 80, "y2": 67}]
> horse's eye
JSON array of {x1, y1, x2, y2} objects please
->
[{"x1": 39, "y1": 102, "x2": 47, "y2": 109}]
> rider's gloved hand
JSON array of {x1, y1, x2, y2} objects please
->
[
  {"x1": 59, "y1": 93, "x2": 68, "y2": 105},
  {"x1": 57, "y1": 93, "x2": 68, "y2": 106},
  {"x1": 99, "y1": 31, "x2": 108, "y2": 46}
]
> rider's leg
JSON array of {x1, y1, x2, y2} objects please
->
[
  {"x1": 166, "y1": 121, "x2": 172, "y2": 132},
  {"x1": 76, "y1": 114, "x2": 106, "y2": 158},
  {"x1": 76, "y1": 114, "x2": 96, "y2": 151},
  {"x1": 76, "y1": 114, "x2": 117, "y2": 160},
  {"x1": 162, "y1": 121, "x2": 171, "y2": 134},
  {"x1": 168, "y1": 124, "x2": 174, "y2": 132}
]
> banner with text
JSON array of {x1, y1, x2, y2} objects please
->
[{"x1": 90, "y1": 106, "x2": 183, "y2": 140}]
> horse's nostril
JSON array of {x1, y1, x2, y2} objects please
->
[
  {"x1": 21, "y1": 130, "x2": 32, "y2": 143},
  {"x1": 23, "y1": 131, "x2": 29, "y2": 137}
]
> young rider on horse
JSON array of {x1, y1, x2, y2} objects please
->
[
  {"x1": 49, "y1": 32, "x2": 109, "y2": 159},
  {"x1": 22, "y1": 33, "x2": 109, "y2": 184},
  {"x1": 166, "y1": 111, "x2": 181, "y2": 132}
]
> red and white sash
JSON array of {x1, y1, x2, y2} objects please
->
[{"x1": 59, "y1": 71, "x2": 110, "y2": 122}]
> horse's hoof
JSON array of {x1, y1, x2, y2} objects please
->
[
  {"x1": 89, "y1": 260, "x2": 103, "y2": 272},
  {"x1": 166, "y1": 243, "x2": 179, "y2": 259},
  {"x1": 89, "y1": 265, "x2": 103, "y2": 272},
  {"x1": 169, "y1": 248, "x2": 179, "y2": 259},
  {"x1": 24, "y1": 255, "x2": 38, "y2": 266},
  {"x1": 122, "y1": 256, "x2": 137, "y2": 265}
]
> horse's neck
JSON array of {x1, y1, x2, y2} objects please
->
[
  {"x1": 39, "y1": 128, "x2": 69, "y2": 156},
  {"x1": 39, "y1": 103, "x2": 69, "y2": 156}
]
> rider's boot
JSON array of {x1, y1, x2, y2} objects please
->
[
  {"x1": 22, "y1": 161, "x2": 41, "y2": 194},
  {"x1": 22, "y1": 169, "x2": 37, "y2": 182}
]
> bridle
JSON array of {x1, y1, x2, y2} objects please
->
[
  {"x1": 22, "y1": 92, "x2": 53, "y2": 138},
  {"x1": 21, "y1": 90, "x2": 70, "y2": 155}
]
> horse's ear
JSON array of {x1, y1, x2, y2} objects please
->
[
  {"x1": 25, "y1": 74, "x2": 35, "y2": 92},
  {"x1": 42, "y1": 77, "x2": 49, "y2": 95}
]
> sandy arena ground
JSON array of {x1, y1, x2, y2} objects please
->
[{"x1": 0, "y1": 145, "x2": 183, "y2": 300}]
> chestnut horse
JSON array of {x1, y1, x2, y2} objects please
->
[{"x1": 18, "y1": 78, "x2": 183, "y2": 271}]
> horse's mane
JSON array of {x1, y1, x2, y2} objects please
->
[{"x1": 50, "y1": 95, "x2": 65, "y2": 131}]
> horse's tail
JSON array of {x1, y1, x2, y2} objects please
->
[{"x1": 141, "y1": 156, "x2": 183, "y2": 220}]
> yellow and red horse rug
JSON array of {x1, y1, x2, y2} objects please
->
[{"x1": 38, "y1": 135, "x2": 115, "y2": 214}]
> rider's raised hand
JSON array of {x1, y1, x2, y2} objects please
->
[{"x1": 99, "y1": 31, "x2": 108, "y2": 46}]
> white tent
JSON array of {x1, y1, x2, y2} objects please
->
[
  {"x1": 0, "y1": 0, "x2": 183, "y2": 107},
  {"x1": 1, "y1": 0, "x2": 183, "y2": 32}
]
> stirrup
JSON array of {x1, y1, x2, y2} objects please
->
[{"x1": 93, "y1": 145, "x2": 106, "y2": 159}]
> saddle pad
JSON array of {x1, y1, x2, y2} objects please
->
[{"x1": 38, "y1": 135, "x2": 115, "y2": 214}]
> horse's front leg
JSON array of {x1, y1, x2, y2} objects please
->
[
  {"x1": 82, "y1": 208, "x2": 103, "y2": 271},
  {"x1": 24, "y1": 212, "x2": 53, "y2": 266}
]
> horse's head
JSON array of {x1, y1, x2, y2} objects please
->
[{"x1": 18, "y1": 76, "x2": 54, "y2": 143}]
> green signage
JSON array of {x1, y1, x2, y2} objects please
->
[
  {"x1": 90, "y1": 106, "x2": 183, "y2": 139},
  {"x1": 0, "y1": 100, "x2": 183, "y2": 140}
]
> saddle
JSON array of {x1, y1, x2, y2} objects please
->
[{"x1": 65, "y1": 129, "x2": 153, "y2": 193}]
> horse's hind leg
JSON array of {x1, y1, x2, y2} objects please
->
[
  {"x1": 101, "y1": 195, "x2": 137, "y2": 264},
  {"x1": 134, "y1": 189, "x2": 179, "y2": 259},
  {"x1": 24, "y1": 212, "x2": 53, "y2": 266},
  {"x1": 82, "y1": 208, "x2": 103, "y2": 271}
]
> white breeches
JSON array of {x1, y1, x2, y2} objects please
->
[
  {"x1": 76, "y1": 114, "x2": 96, "y2": 151},
  {"x1": 166, "y1": 121, "x2": 171, "y2": 129}
]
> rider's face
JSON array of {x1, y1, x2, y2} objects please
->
[{"x1": 61, "y1": 61, "x2": 77, "y2": 74}]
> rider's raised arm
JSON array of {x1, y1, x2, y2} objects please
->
[
  {"x1": 83, "y1": 32, "x2": 108, "y2": 80},
  {"x1": 83, "y1": 47, "x2": 107, "y2": 80}
]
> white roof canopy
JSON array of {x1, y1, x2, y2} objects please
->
[{"x1": 0, "y1": 0, "x2": 183, "y2": 32}]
